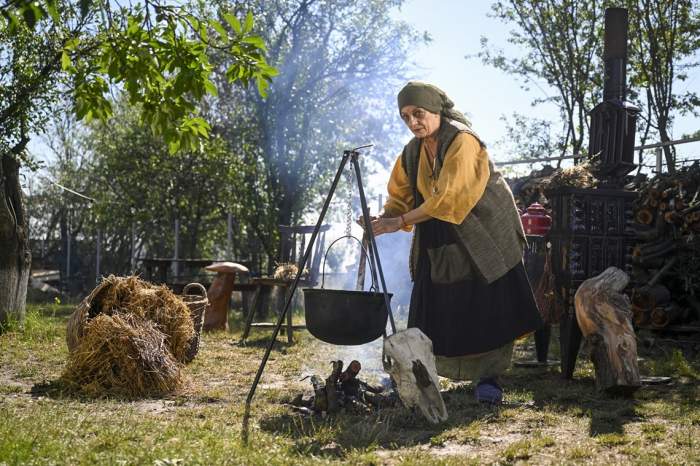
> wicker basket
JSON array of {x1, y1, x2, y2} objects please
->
[
  {"x1": 181, "y1": 283, "x2": 208, "y2": 363},
  {"x1": 66, "y1": 280, "x2": 110, "y2": 352}
]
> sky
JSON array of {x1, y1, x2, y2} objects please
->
[{"x1": 390, "y1": 0, "x2": 700, "y2": 169}]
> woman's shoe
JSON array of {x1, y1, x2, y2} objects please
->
[{"x1": 475, "y1": 378, "x2": 503, "y2": 405}]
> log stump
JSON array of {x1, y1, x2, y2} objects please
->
[{"x1": 574, "y1": 267, "x2": 641, "y2": 396}]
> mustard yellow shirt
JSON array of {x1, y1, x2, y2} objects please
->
[{"x1": 383, "y1": 132, "x2": 490, "y2": 227}]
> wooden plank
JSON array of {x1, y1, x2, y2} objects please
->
[{"x1": 249, "y1": 323, "x2": 307, "y2": 330}]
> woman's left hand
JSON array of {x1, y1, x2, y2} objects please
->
[{"x1": 370, "y1": 217, "x2": 402, "y2": 236}]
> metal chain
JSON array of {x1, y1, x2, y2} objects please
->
[{"x1": 345, "y1": 165, "x2": 354, "y2": 236}]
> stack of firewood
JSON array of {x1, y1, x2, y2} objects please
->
[{"x1": 629, "y1": 163, "x2": 700, "y2": 328}]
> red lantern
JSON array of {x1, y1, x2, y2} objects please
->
[{"x1": 520, "y1": 202, "x2": 552, "y2": 236}]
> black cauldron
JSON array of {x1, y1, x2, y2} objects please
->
[
  {"x1": 303, "y1": 288, "x2": 391, "y2": 345},
  {"x1": 303, "y1": 235, "x2": 391, "y2": 345}
]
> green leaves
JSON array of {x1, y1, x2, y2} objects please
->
[
  {"x1": 1, "y1": 0, "x2": 52, "y2": 30},
  {"x1": 223, "y1": 12, "x2": 241, "y2": 34},
  {"x1": 2, "y1": 0, "x2": 276, "y2": 156}
]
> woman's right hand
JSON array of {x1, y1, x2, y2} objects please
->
[{"x1": 356, "y1": 215, "x2": 378, "y2": 228}]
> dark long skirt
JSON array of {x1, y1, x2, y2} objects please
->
[{"x1": 408, "y1": 218, "x2": 543, "y2": 357}]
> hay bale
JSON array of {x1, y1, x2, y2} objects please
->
[
  {"x1": 62, "y1": 313, "x2": 181, "y2": 398},
  {"x1": 66, "y1": 275, "x2": 194, "y2": 363}
]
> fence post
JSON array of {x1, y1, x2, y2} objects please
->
[
  {"x1": 173, "y1": 218, "x2": 180, "y2": 279},
  {"x1": 227, "y1": 213, "x2": 234, "y2": 259},
  {"x1": 95, "y1": 228, "x2": 102, "y2": 283},
  {"x1": 655, "y1": 147, "x2": 663, "y2": 174},
  {"x1": 66, "y1": 215, "x2": 71, "y2": 281},
  {"x1": 131, "y1": 222, "x2": 137, "y2": 274}
]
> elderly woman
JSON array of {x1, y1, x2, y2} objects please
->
[{"x1": 370, "y1": 82, "x2": 542, "y2": 404}]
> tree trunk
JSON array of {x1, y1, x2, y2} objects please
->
[
  {"x1": 0, "y1": 155, "x2": 31, "y2": 327},
  {"x1": 658, "y1": 124, "x2": 676, "y2": 174},
  {"x1": 574, "y1": 267, "x2": 640, "y2": 396}
]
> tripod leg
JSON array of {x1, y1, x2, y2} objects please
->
[
  {"x1": 351, "y1": 154, "x2": 396, "y2": 334},
  {"x1": 243, "y1": 152, "x2": 351, "y2": 442}
]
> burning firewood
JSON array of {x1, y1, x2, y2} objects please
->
[{"x1": 291, "y1": 359, "x2": 397, "y2": 417}]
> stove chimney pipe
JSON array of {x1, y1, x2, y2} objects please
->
[
  {"x1": 588, "y1": 7, "x2": 638, "y2": 185},
  {"x1": 603, "y1": 8, "x2": 629, "y2": 102}
]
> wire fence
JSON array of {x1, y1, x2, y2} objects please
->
[{"x1": 495, "y1": 134, "x2": 700, "y2": 172}]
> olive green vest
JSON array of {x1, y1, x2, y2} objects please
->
[{"x1": 401, "y1": 119, "x2": 526, "y2": 284}]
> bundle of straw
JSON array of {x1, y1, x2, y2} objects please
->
[
  {"x1": 63, "y1": 275, "x2": 195, "y2": 397},
  {"x1": 66, "y1": 275, "x2": 194, "y2": 362},
  {"x1": 62, "y1": 313, "x2": 181, "y2": 397}
]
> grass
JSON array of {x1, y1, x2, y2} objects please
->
[{"x1": 0, "y1": 303, "x2": 698, "y2": 465}]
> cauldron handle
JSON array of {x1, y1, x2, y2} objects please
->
[{"x1": 320, "y1": 235, "x2": 376, "y2": 291}]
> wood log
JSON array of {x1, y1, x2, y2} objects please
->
[
  {"x1": 648, "y1": 257, "x2": 678, "y2": 287},
  {"x1": 632, "y1": 255, "x2": 665, "y2": 269},
  {"x1": 203, "y1": 262, "x2": 249, "y2": 331},
  {"x1": 325, "y1": 360, "x2": 343, "y2": 413},
  {"x1": 664, "y1": 211, "x2": 682, "y2": 224},
  {"x1": 638, "y1": 238, "x2": 675, "y2": 254},
  {"x1": 632, "y1": 305, "x2": 649, "y2": 326},
  {"x1": 636, "y1": 208, "x2": 654, "y2": 225},
  {"x1": 631, "y1": 284, "x2": 671, "y2": 310},
  {"x1": 670, "y1": 197, "x2": 685, "y2": 211},
  {"x1": 681, "y1": 202, "x2": 700, "y2": 216},
  {"x1": 574, "y1": 267, "x2": 641, "y2": 395},
  {"x1": 632, "y1": 242, "x2": 677, "y2": 266},
  {"x1": 650, "y1": 304, "x2": 688, "y2": 328}
]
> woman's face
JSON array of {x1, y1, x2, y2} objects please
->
[{"x1": 400, "y1": 105, "x2": 441, "y2": 139}]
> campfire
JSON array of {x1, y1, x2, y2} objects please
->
[{"x1": 289, "y1": 360, "x2": 398, "y2": 416}]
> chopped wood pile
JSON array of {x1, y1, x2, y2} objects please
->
[
  {"x1": 289, "y1": 360, "x2": 398, "y2": 416},
  {"x1": 629, "y1": 163, "x2": 700, "y2": 329}
]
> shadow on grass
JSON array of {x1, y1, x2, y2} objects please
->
[
  {"x1": 507, "y1": 362, "x2": 642, "y2": 438},
  {"x1": 232, "y1": 335, "x2": 294, "y2": 352},
  {"x1": 29, "y1": 379, "x2": 75, "y2": 399}
]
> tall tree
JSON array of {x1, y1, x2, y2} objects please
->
[
  {"x1": 208, "y1": 0, "x2": 423, "y2": 258},
  {"x1": 626, "y1": 0, "x2": 700, "y2": 174},
  {"x1": 478, "y1": 0, "x2": 605, "y2": 161},
  {"x1": 0, "y1": 0, "x2": 275, "y2": 324}
]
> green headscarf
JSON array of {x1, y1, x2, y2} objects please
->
[{"x1": 397, "y1": 81, "x2": 470, "y2": 126}]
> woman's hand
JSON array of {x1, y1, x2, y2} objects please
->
[
  {"x1": 369, "y1": 217, "x2": 402, "y2": 236},
  {"x1": 356, "y1": 215, "x2": 378, "y2": 230}
]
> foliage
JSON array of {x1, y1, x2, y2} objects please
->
[
  {"x1": 22, "y1": 0, "x2": 422, "y2": 285},
  {"x1": 27, "y1": 97, "x2": 256, "y2": 279},
  {"x1": 207, "y1": 0, "x2": 424, "y2": 255},
  {"x1": 23, "y1": 107, "x2": 93, "y2": 280},
  {"x1": 1, "y1": 0, "x2": 276, "y2": 157},
  {"x1": 479, "y1": 0, "x2": 700, "y2": 170},
  {"x1": 626, "y1": 0, "x2": 700, "y2": 173},
  {"x1": 1, "y1": 0, "x2": 275, "y2": 317},
  {"x1": 495, "y1": 112, "x2": 562, "y2": 166},
  {"x1": 478, "y1": 0, "x2": 605, "y2": 158},
  {"x1": 89, "y1": 98, "x2": 251, "y2": 263}
]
